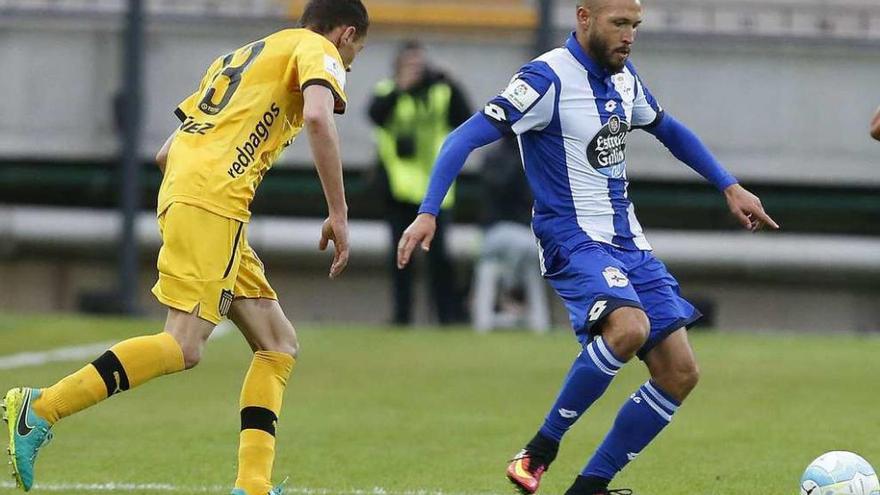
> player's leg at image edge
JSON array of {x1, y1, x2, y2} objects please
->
[{"x1": 3, "y1": 332, "x2": 186, "y2": 491}]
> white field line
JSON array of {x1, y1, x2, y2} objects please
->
[
  {"x1": 0, "y1": 323, "x2": 234, "y2": 371},
  {"x1": 0, "y1": 341, "x2": 115, "y2": 370},
  {"x1": 0, "y1": 481, "x2": 505, "y2": 495}
]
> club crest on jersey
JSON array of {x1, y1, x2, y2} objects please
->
[
  {"x1": 602, "y1": 266, "x2": 629, "y2": 288},
  {"x1": 608, "y1": 114, "x2": 622, "y2": 134},
  {"x1": 587, "y1": 114, "x2": 630, "y2": 178}
]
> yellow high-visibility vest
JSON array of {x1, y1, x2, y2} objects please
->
[{"x1": 375, "y1": 79, "x2": 455, "y2": 208}]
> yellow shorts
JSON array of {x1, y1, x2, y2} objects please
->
[{"x1": 150, "y1": 203, "x2": 277, "y2": 324}]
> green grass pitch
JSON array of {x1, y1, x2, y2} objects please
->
[{"x1": 1, "y1": 313, "x2": 879, "y2": 494}]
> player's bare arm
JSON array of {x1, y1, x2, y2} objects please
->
[
  {"x1": 303, "y1": 83, "x2": 350, "y2": 279},
  {"x1": 396, "y1": 213, "x2": 436, "y2": 269},
  {"x1": 870, "y1": 105, "x2": 880, "y2": 141},
  {"x1": 723, "y1": 183, "x2": 779, "y2": 232},
  {"x1": 155, "y1": 132, "x2": 175, "y2": 174}
]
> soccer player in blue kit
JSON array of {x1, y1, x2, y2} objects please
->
[{"x1": 397, "y1": 0, "x2": 779, "y2": 493}]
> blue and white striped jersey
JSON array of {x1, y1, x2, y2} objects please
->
[{"x1": 482, "y1": 33, "x2": 663, "y2": 257}]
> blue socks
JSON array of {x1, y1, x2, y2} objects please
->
[
  {"x1": 582, "y1": 380, "x2": 680, "y2": 480},
  {"x1": 535, "y1": 338, "x2": 681, "y2": 486},
  {"x1": 539, "y1": 336, "x2": 625, "y2": 442}
]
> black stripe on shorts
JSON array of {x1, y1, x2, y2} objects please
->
[{"x1": 223, "y1": 222, "x2": 244, "y2": 279}]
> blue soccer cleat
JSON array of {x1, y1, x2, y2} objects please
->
[
  {"x1": 231, "y1": 477, "x2": 288, "y2": 495},
  {"x1": 269, "y1": 479, "x2": 287, "y2": 495},
  {"x1": 3, "y1": 388, "x2": 54, "y2": 492}
]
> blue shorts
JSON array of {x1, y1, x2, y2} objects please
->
[{"x1": 542, "y1": 240, "x2": 701, "y2": 360}]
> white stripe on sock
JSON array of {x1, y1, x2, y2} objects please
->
[
  {"x1": 595, "y1": 337, "x2": 624, "y2": 369},
  {"x1": 586, "y1": 342, "x2": 618, "y2": 376},
  {"x1": 639, "y1": 391, "x2": 673, "y2": 422},
  {"x1": 643, "y1": 382, "x2": 678, "y2": 414}
]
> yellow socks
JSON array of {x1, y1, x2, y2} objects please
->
[
  {"x1": 28, "y1": 334, "x2": 295, "y2": 495},
  {"x1": 234, "y1": 351, "x2": 295, "y2": 495},
  {"x1": 33, "y1": 332, "x2": 185, "y2": 424}
]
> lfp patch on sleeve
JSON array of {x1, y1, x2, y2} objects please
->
[
  {"x1": 324, "y1": 54, "x2": 346, "y2": 89},
  {"x1": 501, "y1": 79, "x2": 540, "y2": 112}
]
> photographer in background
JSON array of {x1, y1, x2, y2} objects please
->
[{"x1": 368, "y1": 40, "x2": 471, "y2": 325}]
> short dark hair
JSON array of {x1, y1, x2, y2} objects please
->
[{"x1": 300, "y1": 0, "x2": 369, "y2": 39}]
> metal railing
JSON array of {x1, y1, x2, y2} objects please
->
[{"x1": 3, "y1": 205, "x2": 879, "y2": 278}]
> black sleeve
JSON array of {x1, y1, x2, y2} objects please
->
[
  {"x1": 302, "y1": 79, "x2": 347, "y2": 115},
  {"x1": 368, "y1": 89, "x2": 401, "y2": 126},
  {"x1": 447, "y1": 81, "x2": 472, "y2": 128}
]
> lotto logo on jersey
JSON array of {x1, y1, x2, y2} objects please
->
[
  {"x1": 501, "y1": 79, "x2": 540, "y2": 112},
  {"x1": 587, "y1": 114, "x2": 630, "y2": 177},
  {"x1": 602, "y1": 266, "x2": 629, "y2": 288},
  {"x1": 484, "y1": 103, "x2": 507, "y2": 122}
]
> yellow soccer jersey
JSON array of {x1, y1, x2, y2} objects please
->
[{"x1": 158, "y1": 28, "x2": 348, "y2": 222}]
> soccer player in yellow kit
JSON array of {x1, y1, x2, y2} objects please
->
[{"x1": 2, "y1": 1, "x2": 368, "y2": 494}]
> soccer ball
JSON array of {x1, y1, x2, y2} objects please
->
[{"x1": 800, "y1": 451, "x2": 880, "y2": 495}]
